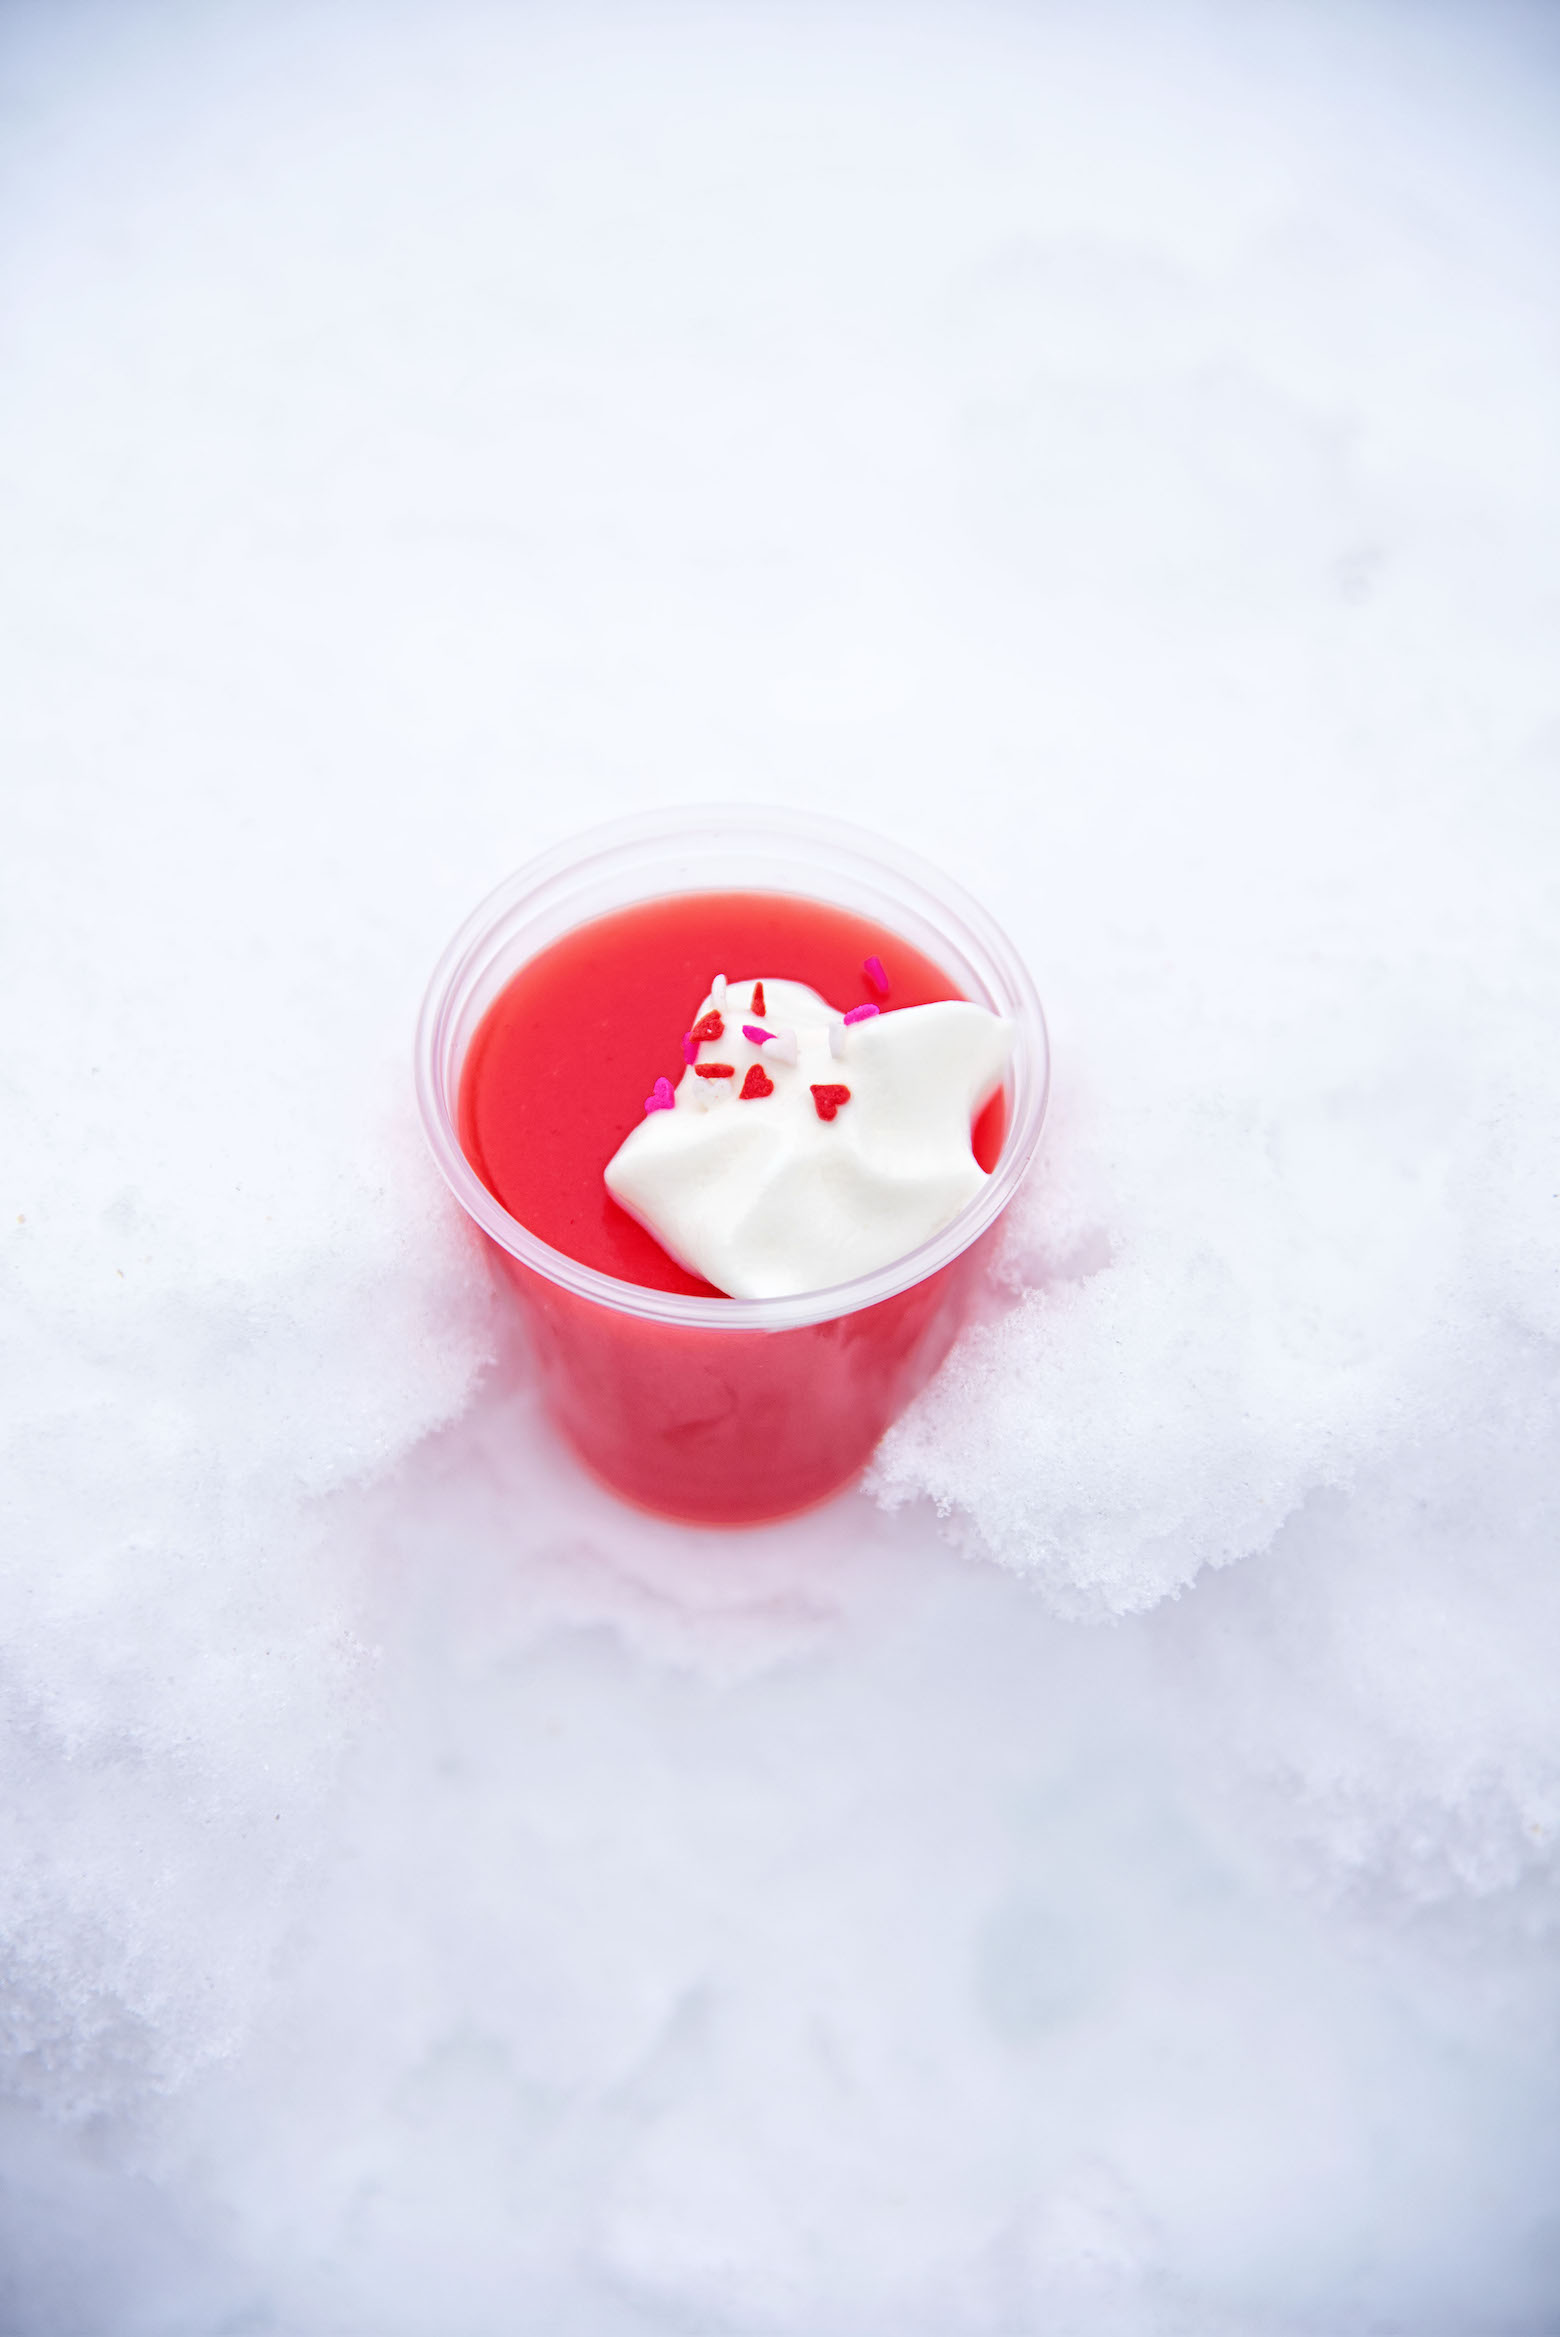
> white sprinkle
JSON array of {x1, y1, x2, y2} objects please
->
[
  {"x1": 711, "y1": 974, "x2": 727, "y2": 1006},
  {"x1": 828, "y1": 1020, "x2": 847, "y2": 1060},
  {"x1": 768, "y1": 1026, "x2": 799, "y2": 1067}
]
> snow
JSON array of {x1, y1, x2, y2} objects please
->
[{"x1": 2, "y1": 0, "x2": 1558, "y2": 2328}]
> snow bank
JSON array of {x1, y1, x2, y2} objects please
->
[{"x1": 1, "y1": 0, "x2": 1557, "y2": 2327}]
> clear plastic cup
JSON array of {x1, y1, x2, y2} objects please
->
[{"x1": 415, "y1": 805, "x2": 1048, "y2": 1524}]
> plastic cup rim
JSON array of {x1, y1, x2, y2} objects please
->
[{"x1": 413, "y1": 801, "x2": 1050, "y2": 1331}]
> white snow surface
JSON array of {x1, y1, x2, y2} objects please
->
[{"x1": 2, "y1": 1, "x2": 1558, "y2": 2329}]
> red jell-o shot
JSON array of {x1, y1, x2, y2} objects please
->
[{"x1": 416, "y1": 810, "x2": 1048, "y2": 1525}]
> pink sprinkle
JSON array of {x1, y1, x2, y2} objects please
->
[
  {"x1": 681, "y1": 1032, "x2": 697, "y2": 1064},
  {"x1": 644, "y1": 1077, "x2": 675, "y2": 1114},
  {"x1": 742, "y1": 1023, "x2": 773, "y2": 1046},
  {"x1": 842, "y1": 1003, "x2": 878, "y2": 1025},
  {"x1": 862, "y1": 955, "x2": 890, "y2": 996}
]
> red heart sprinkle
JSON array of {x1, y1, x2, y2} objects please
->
[
  {"x1": 810, "y1": 1083, "x2": 851, "y2": 1120},
  {"x1": 690, "y1": 1011, "x2": 724, "y2": 1043},
  {"x1": 750, "y1": 982, "x2": 766, "y2": 1017},
  {"x1": 740, "y1": 1064, "x2": 774, "y2": 1100},
  {"x1": 694, "y1": 1062, "x2": 735, "y2": 1079}
]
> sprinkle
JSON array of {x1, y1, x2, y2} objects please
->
[
  {"x1": 842, "y1": 1002, "x2": 879, "y2": 1025},
  {"x1": 750, "y1": 981, "x2": 766, "y2": 1017},
  {"x1": 768, "y1": 1027, "x2": 799, "y2": 1067},
  {"x1": 711, "y1": 974, "x2": 727, "y2": 1006},
  {"x1": 810, "y1": 1083, "x2": 851, "y2": 1121},
  {"x1": 739, "y1": 1064, "x2": 773, "y2": 1100},
  {"x1": 827, "y1": 1020, "x2": 846, "y2": 1060},
  {"x1": 742, "y1": 1023, "x2": 772, "y2": 1046},
  {"x1": 862, "y1": 955, "x2": 890, "y2": 996},
  {"x1": 694, "y1": 1062, "x2": 735, "y2": 1079},
  {"x1": 643, "y1": 1077, "x2": 675, "y2": 1114},
  {"x1": 690, "y1": 1011, "x2": 724, "y2": 1043},
  {"x1": 681, "y1": 1032, "x2": 698, "y2": 1063}
]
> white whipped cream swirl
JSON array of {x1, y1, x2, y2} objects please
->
[{"x1": 604, "y1": 976, "x2": 1012, "y2": 1300}]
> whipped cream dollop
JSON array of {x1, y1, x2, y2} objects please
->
[{"x1": 604, "y1": 975, "x2": 1013, "y2": 1300}]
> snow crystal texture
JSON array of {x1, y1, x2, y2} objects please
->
[{"x1": 2, "y1": 0, "x2": 1558, "y2": 2330}]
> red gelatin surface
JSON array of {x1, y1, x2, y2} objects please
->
[{"x1": 459, "y1": 890, "x2": 1005, "y2": 1296}]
